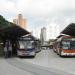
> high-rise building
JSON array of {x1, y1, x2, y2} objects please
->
[
  {"x1": 40, "y1": 27, "x2": 46, "y2": 45},
  {"x1": 13, "y1": 14, "x2": 27, "y2": 29}
]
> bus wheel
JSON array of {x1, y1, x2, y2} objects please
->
[
  {"x1": 59, "y1": 51, "x2": 63, "y2": 57},
  {"x1": 56, "y1": 49, "x2": 59, "y2": 55},
  {"x1": 53, "y1": 49, "x2": 56, "y2": 53}
]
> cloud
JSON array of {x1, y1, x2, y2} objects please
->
[
  {"x1": 46, "y1": 22, "x2": 60, "y2": 40},
  {"x1": 0, "y1": 0, "x2": 17, "y2": 12}
]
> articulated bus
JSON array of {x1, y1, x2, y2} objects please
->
[
  {"x1": 16, "y1": 37, "x2": 36, "y2": 57},
  {"x1": 53, "y1": 35, "x2": 75, "y2": 56}
]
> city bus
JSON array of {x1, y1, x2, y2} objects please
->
[
  {"x1": 16, "y1": 37, "x2": 36, "y2": 57},
  {"x1": 53, "y1": 35, "x2": 75, "y2": 56}
]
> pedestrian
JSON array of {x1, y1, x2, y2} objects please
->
[
  {"x1": 4, "y1": 41, "x2": 8, "y2": 58},
  {"x1": 8, "y1": 41, "x2": 12, "y2": 57}
]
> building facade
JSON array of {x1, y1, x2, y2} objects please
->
[
  {"x1": 40, "y1": 27, "x2": 46, "y2": 45},
  {"x1": 13, "y1": 14, "x2": 27, "y2": 29}
]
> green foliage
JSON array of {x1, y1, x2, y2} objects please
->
[{"x1": 0, "y1": 15, "x2": 11, "y2": 29}]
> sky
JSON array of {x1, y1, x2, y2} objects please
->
[{"x1": 0, "y1": 0, "x2": 75, "y2": 40}]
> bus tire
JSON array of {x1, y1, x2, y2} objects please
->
[
  {"x1": 56, "y1": 49, "x2": 59, "y2": 55},
  {"x1": 59, "y1": 51, "x2": 64, "y2": 57},
  {"x1": 53, "y1": 49, "x2": 56, "y2": 53}
]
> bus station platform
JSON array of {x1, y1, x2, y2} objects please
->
[{"x1": 0, "y1": 15, "x2": 30, "y2": 57}]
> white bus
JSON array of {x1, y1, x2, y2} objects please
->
[{"x1": 17, "y1": 37, "x2": 36, "y2": 57}]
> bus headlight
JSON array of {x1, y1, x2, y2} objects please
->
[
  {"x1": 31, "y1": 52, "x2": 35, "y2": 55},
  {"x1": 20, "y1": 45, "x2": 24, "y2": 49}
]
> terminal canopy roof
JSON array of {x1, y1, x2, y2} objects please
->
[
  {"x1": 61, "y1": 23, "x2": 75, "y2": 36},
  {"x1": 0, "y1": 25, "x2": 30, "y2": 40},
  {"x1": 0, "y1": 15, "x2": 30, "y2": 40}
]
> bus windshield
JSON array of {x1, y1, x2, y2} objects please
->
[
  {"x1": 19, "y1": 39, "x2": 34, "y2": 49},
  {"x1": 62, "y1": 38, "x2": 75, "y2": 50}
]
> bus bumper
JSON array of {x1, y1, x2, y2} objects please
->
[
  {"x1": 17, "y1": 51, "x2": 36, "y2": 56},
  {"x1": 61, "y1": 51, "x2": 75, "y2": 56}
]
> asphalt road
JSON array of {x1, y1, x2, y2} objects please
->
[
  {"x1": 6, "y1": 58, "x2": 73, "y2": 75},
  {"x1": 0, "y1": 49, "x2": 74, "y2": 75},
  {"x1": 0, "y1": 58, "x2": 34, "y2": 75},
  {"x1": 7, "y1": 58, "x2": 57, "y2": 75},
  {"x1": 14, "y1": 49, "x2": 75, "y2": 75}
]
